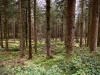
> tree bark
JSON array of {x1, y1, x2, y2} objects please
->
[
  {"x1": 89, "y1": 0, "x2": 99, "y2": 52},
  {"x1": 19, "y1": 0, "x2": 25, "y2": 58},
  {"x1": 34, "y1": 0, "x2": 37, "y2": 54},
  {"x1": 28, "y1": 0, "x2": 32, "y2": 59},
  {"x1": 0, "y1": 15, "x2": 4, "y2": 48},
  {"x1": 97, "y1": 1, "x2": 100, "y2": 46},
  {"x1": 80, "y1": 0, "x2": 84, "y2": 47},
  {"x1": 87, "y1": 0, "x2": 92, "y2": 46},
  {"x1": 4, "y1": 0, "x2": 8, "y2": 52},
  {"x1": 75, "y1": 14, "x2": 80, "y2": 43},
  {"x1": 25, "y1": 8, "x2": 28, "y2": 47},
  {"x1": 46, "y1": 0, "x2": 52, "y2": 59},
  {"x1": 65, "y1": 0, "x2": 76, "y2": 54}
]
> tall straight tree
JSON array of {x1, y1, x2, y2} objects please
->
[
  {"x1": 4, "y1": 0, "x2": 8, "y2": 52},
  {"x1": 65, "y1": 0, "x2": 76, "y2": 54},
  {"x1": 25, "y1": 8, "x2": 28, "y2": 47},
  {"x1": 46, "y1": 0, "x2": 52, "y2": 59},
  {"x1": 0, "y1": 14, "x2": 4, "y2": 48},
  {"x1": 80, "y1": 0, "x2": 84, "y2": 47},
  {"x1": 87, "y1": 0, "x2": 92, "y2": 46},
  {"x1": 89, "y1": 0, "x2": 99, "y2": 52},
  {"x1": 19, "y1": 0, "x2": 25, "y2": 58},
  {"x1": 28, "y1": 0, "x2": 32, "y2": 59},
  {"x1": 34, "y1": 0, "x2": 37, "y2": 54},
  {"x1": 97, "y1": 1, "x2": 100, "y2": 46}
]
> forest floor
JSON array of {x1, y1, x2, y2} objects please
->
[{"x1": 0, "y1": 39, "x2": 100, "y2": 75}]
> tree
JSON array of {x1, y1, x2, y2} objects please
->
[
  {"x1": 46, "y1": 0, "x2": 52, "y2": 59},
  {"x1": 34, "y1": 0, "x2": 37, "y2": 54},
  {"x1": 80, "y1": 0, "x2": 84, "y2": 47},
  {"x1": 75, "y1": 14, "x2": 80, "y2": 43},
  {"x1": 0, "y1": 14, "x2": 4, "y2": 48},
  {"x1": 0, "y1": 1, "x2": 4, "y2": 48},
  {"x1": 3, "y1": 0, "x2": 9, "y2": 52},
  {"x1": 65, "y1": 0, "x2": 76, "y2": 55},
  {"x1": 97, "y1": 0, "x2": 100, "y2": 46},
  {"x1": 28, "y1": 0, "x2": 32, "y2": 59},
  {"x1": 19, "y1": 0, "x2": 25, "y2": 58},
  {"x1": 89, "y1": 0, "x2": 99, "y2": 52},
  {"x1": 87, "y1": 0, "x2": 92, "y2": 46}
]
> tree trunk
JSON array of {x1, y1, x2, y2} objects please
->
[
  {"x1": 25, "y1": 8, "x2": 28, "y2": 47},
  {"x1": 46, "y1": 0, "x2": 52, "y2": 59},
  {"x1": 4, "y1": 0, "x2": 8, "y2": 52},
  {"x1": 75, "y1": 14, "x2": 80, "y2": 43},
  {"x1": 63, "y1": 0, "x2": 67, "y2": 46},
  {"x1": 89, "y1": 0, "x2": 99, "y2": 52},
  {"x1": 34, "y1": 0, "x2": 37, "y2": 54},
  {"x1": 28, "y1": 0, "x2": 32, "y2": 59},
  {"x1": 80, "y1": 0, "x2": 84, "y2": 47},
  {"x1": 65, "y1": 0, "x2": 76, "y2": 54},
  {"x1": 19, "y1": 0, "x2": 25, "y2": 58},
  {"x1": 13, "y1": 18, "x2": 15, "y2": 42},
  {"x1": 97, "y1": 1, "x2": 100, "y2": 46},
  {"x1": 87, "y1": 0, "x2": 92, "y2": 46},
  {"x1": 0, "y1": 15, "x2": 4, "y2": 48}
]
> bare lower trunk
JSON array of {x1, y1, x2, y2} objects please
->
[
  {"x1": 0, "y1": 15, "x2": 4, "y2": 48},
  {"x1": 25, "y1": 8, "x2": 28, "y2": 47},
  {"x1": 4, "y1": 1, "x2": 8, "y2": 52},
  {"x1": 65, "y1": 0, "x2": 76, "y2": 54},
  {"x1": 28, "y1": 0, "x2": 32, "y2": 59},
  {"x1": 89, "y1": 0, "x2": 99, "y2": 52},
  {"x1": 97, "y1": 1, "x2": 100, "y2": 46},
  {"x1": 19, "y1": 0, "x2": 25, "y2": 58},
  {"x1": 46, "y1": 0, "x2": 52, "y2": 59},
  {"x1": 87, "y1": 0, "x2": 92, "y2": 46},
  {"x1": 80, "y1": 0, "x2": 84, "y2": 47},
  {"x1": 34, "y1": 0, "x2": 37, "y2": 54}
]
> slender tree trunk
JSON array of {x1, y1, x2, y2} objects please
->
[
  {"x1": 75, "y1": 14, "x2": 80, "y2": 43},
  {"x1": 4, "y1": 1, "x2": 8, "y2": 52},
  {"x1": 55, "y1": 22, "x2": 57, "y2": 42},
  {"x1": 65, "y1": 0, "x2": 76, "y2": 54},
  {"x1": 87, "y1": 0, "x2": 92, "y2": 46},
  {"x1": 46, "y1": 0, "x2": 52, "y2": 59},
  {"x1": 80, "y1": 0, "x2": 84, "y2": 47},
  {"x1": 13, "y1": 18, "x2": 15, "y2": 42},
  {"x1": 34, "y1": 0, "x2": 37, "y2": 54},
  {"x1": 28, "y1": 0, "x2": 32, "y2": 59},
  {"x1": 19, "y1": 0, "x2": 25, "y2": 58},
  {"x1": 89, "y1": 0, "x2": 99, "y2": 52},
  {"x1": 25, "y1": 8, "x2": 28, "y2": 47},
  {"x1": 84, "y1": 15, "x2": 87, "y2": 46},
  {"x1": 63, "y1": 0, "x2": 67, "y2": 45},
  {"x1": 0, "y1": 15, "x2": 4, "y2": 48},
  {"x1": 60, "y1": 24, "x2": 63, "y2": 41}
]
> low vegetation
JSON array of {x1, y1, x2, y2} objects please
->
[{"x1": 0, "y1": 40, "x2": 100, "y2": 75}]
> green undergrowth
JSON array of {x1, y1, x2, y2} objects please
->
[
  {"x1": 0, "y1": 40, "x2": 100, "y2": 75},
  {"x1": 0, "y1": 52, "x2": 19, "y2": 61},
  {"x1": 2, "y1": 51, "x2": 100, "y2": 75}
]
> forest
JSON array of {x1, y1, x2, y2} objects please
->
[{"x1": 0, "y1": 0, "x2": 100, "y2": 75}]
